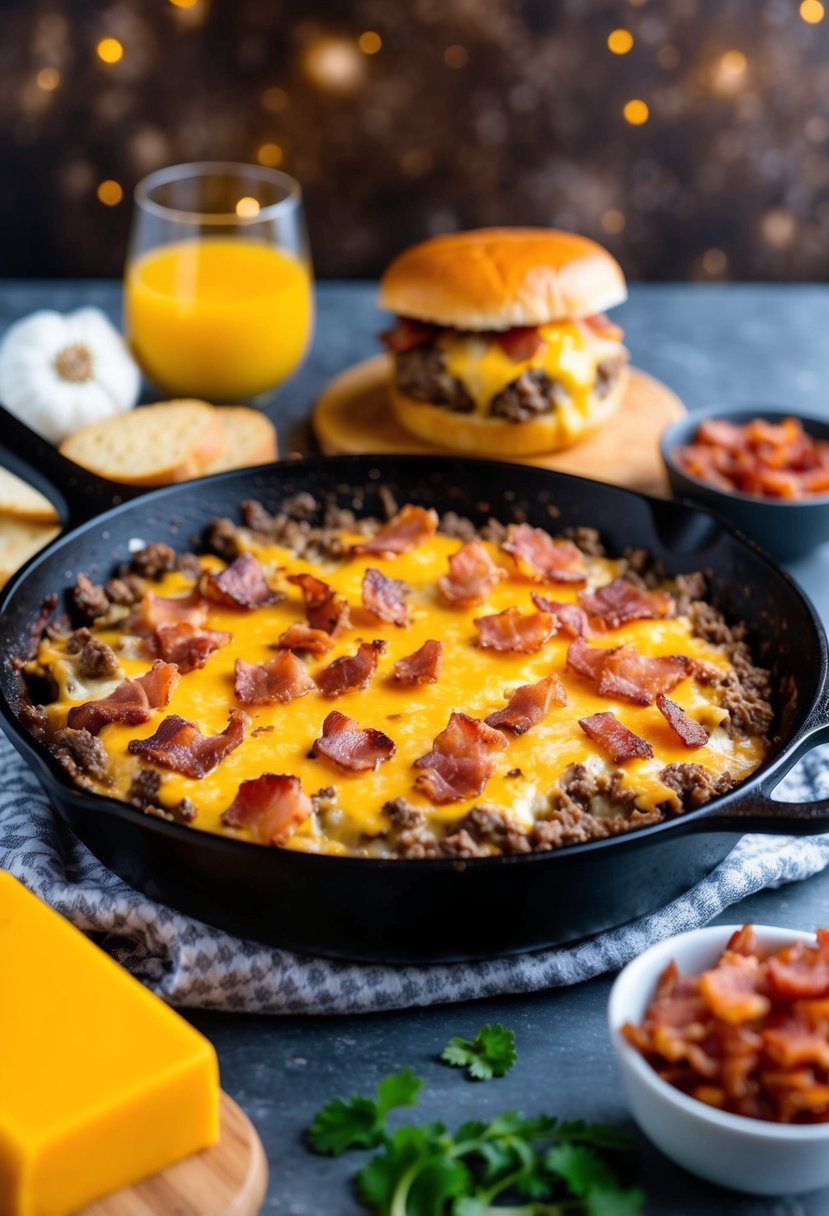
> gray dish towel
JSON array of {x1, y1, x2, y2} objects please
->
[{"x1": 2, "y1": 732, "x2": 829, "y2": 1015}]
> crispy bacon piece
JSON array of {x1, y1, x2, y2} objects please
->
[
  {"x1": 502, "y1": 523, "x2": 586, "y2": 584},
  {"x1": 531, "y1": 592, "x2": 590, "y2": 638},
  {"x1": 438, "y1": 540, "x2": 506, "y2": 607},
  {"x1": 67, "y1": 661, "x2": 180, "y2": 735},
  {"x1": 583, "y1": 313, "x2": 625, "y2": 343},
  {"x1": 275, "y1": 622, "x2": 335, "y2": 656},
  {"x1": 381, "y1": 317, "x2": 439, "y2": 353},
  {"x1": 312, "y1": 710, "x2": 396, "y2": 772},
  {"x1": 496, "y1": 326, "x2": 545, "y2": 362},
  {"x1": 391, "y1": 639, "x2": 444, "y2": 685},
  {"x1": 125, "y1": 589, "x2": 207, "y2": 637},
  {"x1": 485, "y1": 674, "x2": 567, "y2": 735},
  {"x1": 579, "y1": 577, "x2": 674, "y2": 629},
  {"x1": 287, "y1": 572, "x2": 351, "y2": 636},
  {"x1": 657, "y1": 692, "x2": 709, "y2": 749},
  {"x1": 474, "y1": 607, "x2": 554, "y2": 653},
  {"x1": 221, "y1": 773, "x2": 312, "y2": 845},
  {"x1": 578, "y1": 711, "x2": 654, "y2": 763},
  {"x1": 567, "y1": 636, "x2": 689, "y2": 706},
  {"x1": 200, "y1": 552, "x2": 279, "y2": 609},
  {"x1": 234, "y1": 652, "x2": 315, "y2": 704},
  {"x1": 675, "y1": 415, "x2": 829, "y2": 500},
  {"x1": 127, "y1": 708, "x2": 247, "y2": 777},
  {"x1": 699, "y1": 953, "x2": 772, "y2": 1025},
  {"x1": 767, "y1": 942, "x2": 829, "y2": 999},
  {"x1": 148, "y1": 622, "x2": 232, "y2": 673},
  {"x1": 315, "y1": 640, "x2": 386, "y2": 698},
  {"x1": 362, "y1": 567, "x2": 411, "y2": 626},
  {"x1": 413, "y1": 711, "x2": 507, "y2": 804},
  {"x1": 348, "y1": 505, "x2": 438, "y2": 557}
]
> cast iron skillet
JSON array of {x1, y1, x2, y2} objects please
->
[{"x1": 2, "y1": 405, "x2": 829, "y2": 963}]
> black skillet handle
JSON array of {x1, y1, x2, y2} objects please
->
[
  {"x1": 693, "y1": 720, "x2": 829, "y2": 835},
  {"x1": 0, "y1": 401, "x2": 145, "y2": 528}
]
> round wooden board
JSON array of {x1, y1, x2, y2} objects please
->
[
  {"x1": 79, "y1": 1092, "x2": 268, "y2": 1216},
  {"x1": 313, "y1": 354, "x2": 685, "y2": 496}
]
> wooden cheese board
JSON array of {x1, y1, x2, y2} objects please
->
[
  {"x1": 79, "y1": 1091, "x2": 267, "y2": 1216},
  {"x1": 313, "y1": 354, "x2": 685, "y2": 496}
]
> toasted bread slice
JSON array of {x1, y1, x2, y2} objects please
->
[
  {"x1": 0, "y1": 514, "x2": 60, "y2": 584},
  {"x1": 59, "y1": 400, "x2": 226, "y2": 486},
  {"x1": 0, "y1": 467, "x2": 60, "y2": 524},
  {"x1": 202, "y1": 407, "x2": 278, "y2": 474}
]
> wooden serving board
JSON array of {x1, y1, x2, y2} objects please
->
[
  {"x1": 79, "y1": 1092, "x2": 267, "y2": 1216},
  {"x1": 313, "y1": 354, "x2": 685, "y2": 496}
]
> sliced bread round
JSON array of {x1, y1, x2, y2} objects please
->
[
  {"x1": 59, "y1": 400, "x2": 226, "y2": 486},
  {"x1": 0, "y1": 467, "x2": 60, "y2": 523},
  {"x1": 0, "y1": 514, "x2": 60, "y2": 584},
  {"x1": 202, "y1": 407, "x2": 278, "y2": 474}
]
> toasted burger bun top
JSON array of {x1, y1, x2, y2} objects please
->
[{"x1": 379, "y1": 227, "x2": 627, "y2": 331}]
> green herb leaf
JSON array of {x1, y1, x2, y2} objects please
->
[
  {"x1": 555, "y1": 1121, "x2": 637, "y2": 1157},
  {"x1": 307, "y1": 1068, "x2": 423, "y2": 1156},
  {"x1": 440, "y1": 1024, "x2": 518, "y2": 1081},
  {"x1": 545, "y1": 1144, "x2": 616, "y2": 1198},
  {"x1": 357, "y1": 1123, "x2": 468, "y2": 1215},
  {"x1": 585, "y1": 1185, "x2": 647, "y2": 1216}
]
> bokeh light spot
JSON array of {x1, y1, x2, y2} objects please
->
[
  {"x1": 169, "y1": 0, "x2": 199, "y2": 7},
  {"x1": 623, "y1": 98, "x2": 649, "y2": 125},
  {"x1": 96, "y1": 179, "x2": 123, "y2": 206},
  {"x1": 358, "y1": 31, "x2": 382, "y2": 54},
  {"x1": 36, "y1": 68, "x2": 61, "y2": 91},
  {"x1": 601, "y1": 209, "x2": 626, "y2": 234},
  {"x1": 257, "y1": 142, "x2": 283, "y2": 168},
  {"x1": 236, "y1": 196, "x2": 261, "y2": 218},
  {"x1": 800, "y1": 0, "x2": 824, "y2": 22},
  {"x1": 608, "y1": 29, "x2": 634, "y2": 54},
  {"x1": 702, "y1": 248, "x2": 727, "y2": 276},
  {"x1": 444, "y1": 45, "x2": 469, "y2": 69},
  {"x1": 261, "y1": 86, "x2": 287, "y2": 112},
  {"x1": 96, "y1": 38, "x2": 123, "y2": 64},
  {"x1": 303, "y1": 37, "x2": 364, "y2": 91}
]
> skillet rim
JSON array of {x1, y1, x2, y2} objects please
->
[{"x1": 0, "y1": 452, "x2": 824, "y2": 870}]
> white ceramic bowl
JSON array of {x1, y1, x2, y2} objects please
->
[{"x1": 608, "y1": 924, "x2": 829, "y2": 1196}]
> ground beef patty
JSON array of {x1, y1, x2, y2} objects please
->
[{"x1": 394, "y1": 346, "x2": 473, "y2": 412}]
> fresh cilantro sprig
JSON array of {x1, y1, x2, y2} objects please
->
[
  {"x1": 441, "y1": 1024, "x2": 518, "y2": 1081},
  {"x1": 307, "y1": 1068, "x2": 422, "y2": 1155},
  {"x1": 306, "y1": 1066, "x2": 644, "y2": 1215}
]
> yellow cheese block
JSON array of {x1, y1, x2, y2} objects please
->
[{"x1": 0, "y1": 872, "x2": 220, "y2": 1216}]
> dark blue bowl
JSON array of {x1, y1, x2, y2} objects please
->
[{"x1": 660, "y1": 403, "x2": 829, "y2": 561}]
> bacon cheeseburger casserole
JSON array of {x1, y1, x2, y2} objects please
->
[{"x1": 21, "y1": 499, "x2": 774, "y2": 858}]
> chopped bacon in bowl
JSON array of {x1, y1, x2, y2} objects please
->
[{"x1": 673, "y1": 416, "x2": 829, "y2": 500}]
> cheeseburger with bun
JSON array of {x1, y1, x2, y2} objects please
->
[{"x1": 380, "y1": 227, "x2": 628, "y2": 456}]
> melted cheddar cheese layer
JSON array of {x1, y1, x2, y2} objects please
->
[{"x1": 37, "y1": 534, "x2": 768, "y2": 856}]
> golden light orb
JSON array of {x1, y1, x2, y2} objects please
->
[
  {"x1": 623, "y1": 98, "x2": 649, "y2": 125},
  {"x1": 607, "y1": 29, "x2": 634, "y2": 54},
  {"x1": 36, "y1": 67, "x2": 61, "y2": 91},
  {"x1": 702, "y1": 248, "x2": 727, "y2": 276},
  {"x1": 257, "y1": 142, "x2": 283, "y2": 168},
  {"x1": 302, "y1": 37, "x2": 364, "y2": 91},
  {"x1": 96, "y1": 37, "x2": 124, "y2": 64},
  {"x1": 601, "y1": 209, "x2": 626, "y2": 234},
  {"x1": 96, "y1": 179, "x2": 123, "y2": 206},
  {"x1": 800, "y1": 0, "x2": 825, "y2": 22},
  {"x1": 169, "y1": 0, "x2": 199, "y2": 7},
  {"x1": 236, "y1": 196, "x2": 261, "y2": 219},
  {"x1": 720, "y1": 49, "x2": 747, "y2": 76},
  {"x1": 358, "y1": 30, "x2": 382, "y2": 54}
]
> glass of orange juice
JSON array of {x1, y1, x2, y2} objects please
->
[{"x1": 125, "y1": 162, "x2": 313, "y2": 402}]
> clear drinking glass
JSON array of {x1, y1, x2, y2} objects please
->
[{"x1": 124, "y1": 162, "x2": 313, "y2": 402}]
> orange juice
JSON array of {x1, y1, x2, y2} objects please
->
[{"x1": 125, "y1": 238, "x2": 313, "y2": 400}]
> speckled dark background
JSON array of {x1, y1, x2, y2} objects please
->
[{"x1": 2, "y1": 0, "x2": 829, "y2": 280}]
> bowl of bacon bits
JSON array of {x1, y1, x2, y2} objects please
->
[
  {"x1": 660, "y1": 404, "x2": 829, "y2": 560},
  {"x1": 608, "y1": 924, "x2": 829, "y2": 1196}
]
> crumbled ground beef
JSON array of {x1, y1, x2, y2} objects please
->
[
  {"x1": 660, "y1": 763, "x2": 735, "y2": 810},
  {"x1": 673, "y1": 571, "x2": 708, "y2": 616},
  {"x1": 688, "y1": 601, "x2": 774, "y2": 739},
  {"x1": 145, "y1": 797, "x2": 197, "y2": 825},
  {"x1": 104, "y1": 575, "x2": 144, "y2": 607},
  {"x1": 52, "y1": 727, "x2": 107, "y2": 783},
  {"x1": 394, "y1": 346, "x2": 473, "y2": 412},
  {"x1": 595, "y1": 355, "x2": 626, "y2": 398},
  {"x1": 72, "y1": 574, "x2": 110, "y2": 623},
  {"x1": 205, "y1": 517, "x2": 241, "y2": 560},
  {"x1": 564, "y1": 526, "x2": 606, "y2": 558},
  {"x1": 128, "y1": 767, "x2": 161, "y2": 808},
  {"x1": 617, "y1": 548, "x2": 665, "y2": 590},
  {"x1": 65, "y1": 629, "x2": 119, "y2": 679},
  {"x1": 130, "y1": 543, "x2": 176, "y2": 580},
  {"x1": 384, "y1": 797, "x2": 425, "y2": 830},
  {"x1": 177, "y1": 552, "x2": 203, "y2": 581},
  {"x1": 490, "y1": 370, "x2": 560, "y2": 421}
]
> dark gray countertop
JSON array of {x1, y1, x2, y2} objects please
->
[{"x1": 3, "y1": 281, "x2": 829, "y2": 1215}]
